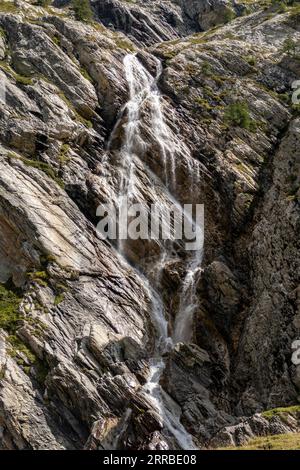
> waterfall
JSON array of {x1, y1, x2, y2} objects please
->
[
  {"x1": 173, "y1": 253, "x2": 203, "y2": 343},
  {"x1": 108, "y1": 53, "x2": 202, "y2": 450}
]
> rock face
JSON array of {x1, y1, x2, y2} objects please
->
[
  {"x1": 92, "y1": 0, "x2": 235, "y2": 45},
  {"x1": 0, "y1": 0, "x2": 299, "y2": 450}
]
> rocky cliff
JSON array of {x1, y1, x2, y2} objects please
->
[{"x1": 0, "y1": 0, "x2": 299, "y2": 450}]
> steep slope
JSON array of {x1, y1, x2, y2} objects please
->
[
  {"x1": 0, "y1": 0, "x2": 299, "y2": 450},
  {"x1": 91, "y1": 0, "x2": 236, "y2": 46}
]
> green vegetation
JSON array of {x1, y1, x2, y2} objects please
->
[
  {"x1": 8, "y1": 332, "x2": 50, "y2": 384},
  {"x1": 0, "y1": 60, "x2": 33, "y2": 86},
  {"x1": 80, "y1": 67, "x2": 93, "y2": 83},
  {"x1": 292, "y1": 103, "x2": 300, "y2": 116},
  {"x1": 59, "y1": 143, "x2": 71, "y2": 165},
  {"x1": 72, "y1": 0, "x2": 93, "y2": 22},
  {"x1": 0, "y1": 1, "x2": 17, "y2": 13},
  {"x1": 27, "y1": 270, "x2": 49, "y2": 287},
  {"x1": 224, "y1": 8, "x2": 236, "y2": 23},
  {"x1": 7, "y1": 334, "x2": 36, "y2": 364},
  {"x1": 219, "y1": 432, "x2": 300, "y2": 450},
  {"x1": 224, "y1": 101, "x2": 255, "y2": 130},
  {"x1": 54, "y1": 293, "x2": 65, "y2": 306},
  {"x1": 244, "y1": 55, "x2": 257, "y2": 66},
  {"x1": 35, "y1": 0, "x2": 51, "y2": 6},
  {"x1": 0, "y1": 283, "x2": 22, "y2": 335},
  {"x1": 0, "y1": 283, "x2": 36, "y2": 369},
  {"x1": 0, "y1": 281, "x2": 49, "y2": 385},
  {"x1": 195, "y1": 96, "x2": 213, "y2": 111},
  {"x1": 114, "y1": 38, "x2": 136, "y2": 52},
  {"x1": 262, "y1": 405, "x2": 300, "y2": 419},
  {"x1": 7, "y1": 150, "x2": 65, "y2": 188},
  {"x1": 282, "y1": 36, "x2": 298, "y2": 56},
  {"x1": 22, "y1": 158, "x2": 65, "y2": 188},
  {"x1": 52, "y1": 35, "x2": 61, "y2": 47},
  {"x1": 201, "y1": 60, "x2": 213, "y2": 76}
]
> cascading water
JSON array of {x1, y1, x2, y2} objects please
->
[
  {"x1": 108, "y1": 53, "x2": 202, "y2": 450},
  {"x1": 173, "y1": 253, "x2": 203, "y2": 343}
]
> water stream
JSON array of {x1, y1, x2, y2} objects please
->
[{"x1": 108, "y1": 53, "x2": 202, "y2": 450}]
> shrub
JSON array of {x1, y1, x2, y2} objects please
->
[
  {"x1": 224, "y1": 101, "x2": 253, "y2": 130},
  {"x1": 72, "y1": 0, "x2": 93, "y2": 22},
  {"x1": 245, "y1": 55, "x2": 256, "y2": 66},
  {"x1": 201, "y1": 60, "x2": 213, "y2": 76},
  {"x1": 224, "y1": 8, "x2": 236, "y2": 23},
  {"x1": 0, "y1": 284, "x2": 22, "y2": 335},
  {"x1": 36, "y1": 0, "x2": 51, "y2": 6},
  {"x1": 282, "y1": 37, "x2": 297, "y2": 56}
]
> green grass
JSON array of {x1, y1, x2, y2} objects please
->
[
  {"x1": 26, "y1": 270, "x2": 49, "y2": 287},
  {"x1": 7, "y1": 334, "x2": 36, "y2": 364},
  {"x1": 59, "y1": 143, "x2": 71, "y2": 165},
  {"x1": 0, "y1": 283, "x2": 34, "y2": 365},
  {"x1": 54, "y1": 293, "x2": 64, "y2": 306},
  {"x1": 114, "y1": 38, "x2": 136, "y2": 52},
  {"x1": 0, "y1": 60, "x2": 33, "y2": 85},
  {"x1": 8, "y1": 152, "x2": 65, "y2": 188},
  {"x1": 23, "y1": 158, "x2": 65, "y2": 188},
  {"x1": 244, "y1": 55, "x2": 257, "y2": 66},
  {"x1": 219, "y1": 432, "x2": 300, "y2": 450},
  {"x1": 0, "y1": 1, "x2": 17, "y2": 13},
  {"x1": 224, "y1": 101, "x2": 256, "y2": 131},
  {"x1": 262, "y1": 405, "x2": 300, "y2": 419},
  {"x1": 0, "y1": 282, "x2": 49, "y2": 384},
  {"x1": 72, "y1": 0, "x2": 93, "y2": 22},
  {"x1": 79, "y1": 66, "x2": 93, "y2": 83},
  {"x1": 0, "y1": 283, "x2": 22, "y2": 335}
]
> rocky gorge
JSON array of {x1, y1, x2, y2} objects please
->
[{"x1": 0, "y1": 0, "x2": 299, "y2": 451}]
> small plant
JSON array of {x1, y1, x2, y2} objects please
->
[
  {"x1": 224, "y1": 8, "x2": 236, "y2": 23},
  {"x1": 282, "y1": 36, "x2": 297, "y2": 56},
  {"x1": 27, "y1": 270, "x2": 49, "y2": 287},
  {"x1": 201, "y1": 60, "x2": 213, "y2": 76},
  {"x1": 59, "y1": 143, "x2": 71, "y2": 165},
  {"x1": 35, "y1": 0, "x2": 51, "y2": 6},
  {"x1": 245, "y1": 55, "x2": 257, "y2": 66},
  {"x1": 72, "y1": 0, "x2": 93, "y2": 22},
  {"x1": 54, "y1": 293, "x2": 65, "y2": 306},
  {"x1": 0, "y1": 283, "x2": 22, "y2": 335},
  {"x1": 224, "y1": 101, "x2": 254, "y2": 130}
]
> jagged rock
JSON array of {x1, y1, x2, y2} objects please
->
[
  {"x1": 233, "y1": 118, "x2": 300, "y2": 414},
  {"x1": 177, "y1": 0, "x2": 234, "y2": 31},
  {"x1": 210, "y1": 410, "x2": 300, "y2": 447},
  {"x1": 202, "y1": 260, "x2": 242, "y2": 334},
  {"x1": 92, "y1": 0, "x2": 236, "y2": 45},
  {"x1": 163, "y1": 343, "x2": 234, "y2": 444}
]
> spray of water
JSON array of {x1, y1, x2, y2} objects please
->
[{"x1": 109, "y1": 53, "x2": 202, "y2": 450}]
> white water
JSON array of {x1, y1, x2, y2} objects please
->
[
  {"x1": 173, "y1": 253, "x2": 203, "y2": 343},
  {"x1": 110, "y1": 53, "x2": 202, "y2": 450}
]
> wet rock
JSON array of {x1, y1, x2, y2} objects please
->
[{"x1": 163, "y1": 343, "x2": 234, "y2": 443}]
